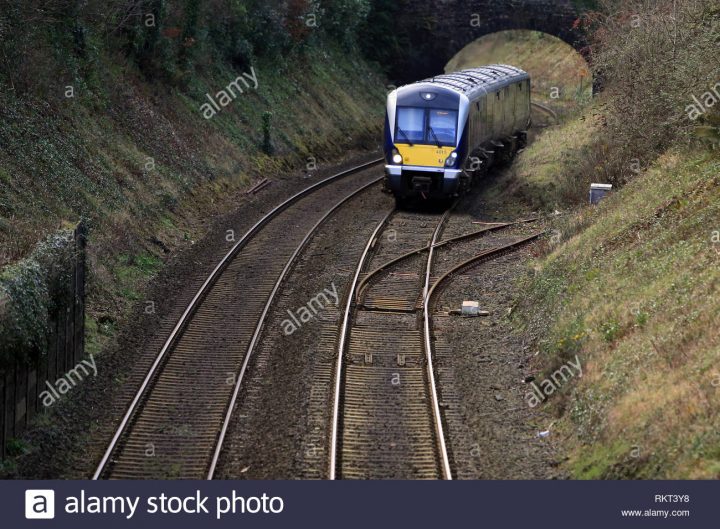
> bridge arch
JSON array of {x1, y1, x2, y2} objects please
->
[{"x1": 382, "y1": 0, "x2": 590, "y2": 83}]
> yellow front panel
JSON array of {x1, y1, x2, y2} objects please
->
[{"x1": 395, "y1": 144, "x2": 454, "y2": 168}]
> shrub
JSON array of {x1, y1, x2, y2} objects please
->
[
  {"x1": 0, "y1": 229, "x2": 78, "y2": 369},
  {"x1": 322, "y1": 0, "x2": 371, "y2": 48},
  {"x1": 262, "y1": 111, "x2": 274, "y2": 155},
  {"x1": 360, "y1": 0, "x2": 403, "y2": 70},
  {"x1": 586, "y1": 0, "x2": 720, "y2": 184},
  {"x1": 0, "y1": 0, "x2": 373, "y2": 95}
]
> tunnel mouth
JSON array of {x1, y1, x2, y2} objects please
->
[
  {"x1": 368, "y1": 1, "x2": 589, "y2": 88},
  {"x1": 445, "y1": 30, "x2": 593, "y2": 118}
]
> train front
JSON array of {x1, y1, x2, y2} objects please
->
[{"x1": 384, "y1": 84, "x2": 466, "y2": 201}]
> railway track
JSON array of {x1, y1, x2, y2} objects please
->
[
  {"x1": 93, "y1": 153, "x2": 543, "y2": 480},
  {"x1": 92, "y1": 158, "x2": 384, "y2": 480},
  {"x1": 329, "y1": 205, "x2": 544, "y2": 480},
  {"x1": 329, "y1": 206, "x2": 454, "y2": 479}
]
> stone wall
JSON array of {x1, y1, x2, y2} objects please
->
[{"x1": 386, "y1": 0, "x2": 585, "y2": 82}]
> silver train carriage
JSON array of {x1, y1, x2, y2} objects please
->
[{"x1": 383, "y1": 65, "x2": 531, "y2": 201}]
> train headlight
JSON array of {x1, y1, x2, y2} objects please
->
[
  {"x1": 445, "y1": 151, "x2": 458, "y2": 167},
  {"x1": 392, "y1": 150, "x2": 403, "y2": 164}
]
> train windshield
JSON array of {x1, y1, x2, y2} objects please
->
[
  {"x1": 428, "y1": 109, "x2": 457, "y2": 145},
  {"x1": 396, "y1": 107, "x2": 457, "y2": 146},
  {"x1": 396, "y1": 107, "x2": 425, "y2": 143}
]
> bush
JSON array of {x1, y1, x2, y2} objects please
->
[
  {"x1": 0, "y1": 229, "x2": 78, "y2": 368},
  {"x1": 0, "y1": 260, "x2": 49, "y2": 368},
  {"x1": 586, "y1": 0, "x2": 720, "y2": 184},
  {"x1": 0, "y1": 0, "x2": 373, "y2": 95},
  {"x1": 262, "y1": 111, "x2": 274, "y2": 155},
  {"x1": 322, "y1": 0, "x2": 371, "y2": 48},
  {"x1": 360, "y1": 0, "x2": 403, "y2": 69}
]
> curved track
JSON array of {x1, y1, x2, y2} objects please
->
[
  {"x1": 93, "y1": 159, "x2": 383, "y2": 480},
  {"x1": 329, "y1": 209, "x2": 544, "y2": 480},
  {"x1": 427, "y1": 229, "x2": 546, "y2": 479},
  {"x1": 329, "y1": 206, "x2": 455, "y2": 479}
]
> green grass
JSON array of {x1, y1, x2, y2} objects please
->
[
  {"x1": 480, "y1": 110, "x2": 604, "y2": 212},
  {"x1": 518, "y1": 146, "x2": 720, "y2": 478},
  {"x1": 1, "y1": 42, "x2": 385, "y2": 362},
  {"x1": 113, "y1": 253, "x2": 162, "y2": 301},
  {"x1": 571, "y1": 440, "x2": 635, "y2": 479}
]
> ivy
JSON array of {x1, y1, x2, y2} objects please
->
[{"x1": 0, "y1": 228, "x2": 78, "y2": 369}]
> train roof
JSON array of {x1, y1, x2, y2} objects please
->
[{"x1": 412, "y1": 64, "x2": 529, "y2": 99}]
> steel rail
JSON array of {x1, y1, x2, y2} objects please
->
[
  {"x1": 355, "y1": 218, "x2": 539, "y2": 303},
  {"x1": 425, "y1": 232, "x2": 545, "y2": 304},
  {"x1": 420, "y1": 231, "x2": 545, "y2": 482},
  {"x1": 330, "y1": 205, "x2": 462, "y2": 479},
  {"x1": 207, "y1": 175, "x2": 385, "y2": 479},
  {"x1": 531, "y1": 101, "x2": 558, "y2": 122},
  {"x1": 93, "y1": 157, "x2": 383, "y2": 480},
  {"x1": 420, "y1": 208, "x2": 455, "y2": 480},
  {"x1": 328, "y1": 209, "x2": 394, "y2": 480}
]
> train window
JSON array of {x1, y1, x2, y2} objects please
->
[
  {"x1": 395, "y1": 107, "x2": 458, "y2": 146},
  {"x1": 428, "y1": 109, "x2": 458, "y2": 145},
  {"x1": 396, "y1": 107, "x2": 425, "y2": 143}
]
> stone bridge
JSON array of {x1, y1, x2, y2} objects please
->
[{"x1": 384, "y1": 0, "x2": 592, "y2": 83}]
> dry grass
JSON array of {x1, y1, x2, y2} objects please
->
[
  {"x1": 478, "y1": 108, "x2": 610, "y2": 212},
  {"x1": 520, "y1": 148, "x2": 720, "y2": 478},
  {"x1": 445, "y1": 30, "x2": 592, "y2": 116}
]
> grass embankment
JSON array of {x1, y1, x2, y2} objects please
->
[
  {"x1": 510, "y1": 106, "x2": 720, "y2": 478},
  {"x1": 501, "y1": 0, "x2": 720, "y2": 478},
  {"x1": 0, "y1": 45, "x2": 386, "y2": 356},
  {"x1": 482, "y1": 113, "x2": 603, "y2": 212},
  {"x1": 528, "y1": 148, "x2": 719, "y2": 478}
]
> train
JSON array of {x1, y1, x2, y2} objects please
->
[{"x1": 383, "y1": 64, "x2": 531, "y2": 202}]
